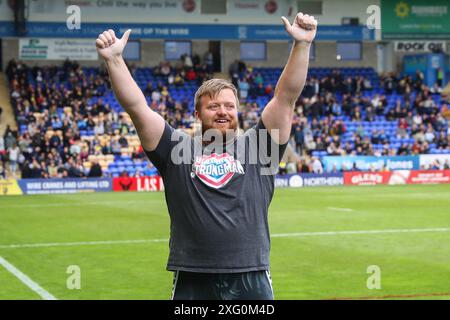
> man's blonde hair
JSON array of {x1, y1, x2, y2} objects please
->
[{"x1": 194, "y1": 79, "x2": 239, "y2": 112}]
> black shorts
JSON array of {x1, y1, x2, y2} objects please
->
[{"x1": 171, "y1": 270, "x2": 274, "y2": 300}]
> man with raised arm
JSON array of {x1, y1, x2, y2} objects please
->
[{"x1": 96, "y1": 12, "x2": 317, "y2": 300}]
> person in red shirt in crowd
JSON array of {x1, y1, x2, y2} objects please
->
[
  {"x1": 265, "y1": 84, "x2": 273, "y2": 96},
  {"x1": 397, "y1": 118, "x2": 409, "y2": 139},
  {"x1": 186, "y1": 68, "x2": 197, "y2": 81}
]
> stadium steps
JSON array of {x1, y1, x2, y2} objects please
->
[
  {"x1": 0, "y1": 72, "x2": 17, "y2": 136},
  {"x1": 3, "y1": 166, "x2": 19, "y2": 180},
  {"x1": 283, "y1": 142, "x2": 301, "y2": 163}
]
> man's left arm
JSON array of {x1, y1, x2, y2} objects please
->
[{"x1": 261, "y1": 12, "x2": 317, "y2": 144}]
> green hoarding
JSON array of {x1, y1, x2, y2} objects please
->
[{"x1": 381, "y1": 0, "x2": 450, "y2": 39}]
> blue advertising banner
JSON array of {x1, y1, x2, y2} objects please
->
[
  {"x1": 0, "y1": 22, "x2": 374, "y2": 41},
  {"x1": 322, "y1": 156, "x2": 420, "y2": 172},
  {"x1": 275, "y1": 173, "x2": 344, "y2": 188},
  {"x1": 18, "y1": 178, "x2": 112, "y2": 194}
]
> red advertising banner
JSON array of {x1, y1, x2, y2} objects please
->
[
  {"x1": 344, "y1": 172, "x2": 392, "y2": 186},
  {"x1": 113, "y1": 176, "x2": 164, "y2": 192},
  {"x1": 407, "y1": 170, "x2": 450, "y2": 184},
  {"x1": 344, "y1": 170, "x2": 450, "y2": 186},
  {"x1": 115, "y1": 171, "x2": 450, "y2": 191}
]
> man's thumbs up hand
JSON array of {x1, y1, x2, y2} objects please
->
[
  {"x1": 282, "y1": 13, "x2": 317, "y2": 43},
  {"x1": 96, "y1": 29, "x2": 132, "y2": 61}
]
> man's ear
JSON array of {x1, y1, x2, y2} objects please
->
[{"x1": 194, "y1": 109, "x2": 200, "y2": 121}]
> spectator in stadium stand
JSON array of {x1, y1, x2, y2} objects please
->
[
  {"x1": 118, "y1": 134, "x2": 129, "y2": 148},
  {"x1": 110, "y1": 137, "x2": 122, "y2": 155},
  {"x1": 293, "y1": 124, "x2": 304, "y2": 155},
  {"x1": 181, "y1": 54, "x2": 193, "y2": 70},
  {"x1": 297, "y1": 159, "x2": 310, "y2": 173},
  {"x1": 144, "y1": 82, "x2": 154, "y2": 97},
  {"x1": 444, "y1": 160, "x2": 450, "y2": 170},
  {"x1": 265, "y1": 84, "x2": 274, "y2": 96},
  {"x1": 173, "y1": 74, "x2": 185, "y2": 87},
  {"x1": 286, "y1": 161, "x2": 297, "y2": 174},
  {"x1": 185, "y1": 68, "x2": 197, "y2": 82},
  {"x1": 4, "y1": 127, "x2": 17, "y2": 150},
  {"x1": 436, "y1": 68, "x2": 444, "y2": 88},
  {"x1": 238, "y1": 77, "x2": 249, "y2": 101},
  {"x1": 278, "y1": 161, "x2": 287, "y2": 175},
  {"x1": 47, "y1": 159, "x2": 59, "y2": 178},
  {"x1": 397, "y1": 143, "x2": 410, "y2": 156},
  {"x1": 255, "y1": 82, "x2": 266, "y2": 97},
  {"x1": 311, "y1": 157, "x2": 323, "y2": 174},
  {"x1": 96, "y1": 11, "x2": 317, "y2": 300},
  {"x1": 430, "y1": 82, "x2": 443, "y2": 94},
  {"x1": 67, "y1": 157, "x2": 84, "y2": 178},
  {"x1": 8, "y1": 143, "x2": 20, "y2": 177},
  {"x1": 436, "y1": 131, "x2": 448, "y2": 150},
  {"x1": 143, "y1": 162, "x2": 157, "y2": 177},
  {"x1": 160, "y1": 61, "x2": 171, "y2": 77},
  {"x1": 88, "y1": 160, "x2": 103, "y2": 178},
  {"x1": 441, "y1": 103, "x2": 450, "y2": 120}
]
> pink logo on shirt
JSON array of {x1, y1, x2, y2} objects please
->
[{"x1": 192, "y1": 153, "x2": 245, "y2": 189}]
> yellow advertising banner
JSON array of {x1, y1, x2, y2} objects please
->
[{"x1": 0, "y1": 179, "x2": 23, "y2": 196}]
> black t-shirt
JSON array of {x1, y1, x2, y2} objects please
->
[{"x1": 145, "y1": 120, "x2": 287, "y2": 273}]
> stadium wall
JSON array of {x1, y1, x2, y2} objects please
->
[
  {"x1": 311, "y1": 42, "x2": 378, "y2": 68},
  {"x1": 2, "y1": 38, "x2": 166, "y2": 68},
  {"x1": 222, "y1": 41, "x2": 378, "y2": 69},
  {"x1": 3, "y1": 38, "x2": 378, "y2": 70},
  {"x1": 2, "y1": 38, "x2": 103, "y2": 68},
  {"x1": 0, "y1": 0, "x2": 381, "y2": 26}
]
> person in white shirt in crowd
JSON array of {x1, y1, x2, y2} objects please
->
[
  {"x1": 94, "y1": 119, "x2": 105, "y2": 135},
  {"x1": 151, "y1": 89, "x2": 162, "y2": 103},
  {"x1": 424, "y1": 125, "x2": 436, "y2": 143},
  {"x1": 168, "y1": 73, "x2": 175, "y2": 85},
  {"x1": 312, "y1": 157, "x2": 323, "y2": 174},
  {"x1": 70, "y1": 141, "x2": 82, "y2": 156},
  {"x1": 423, "y1": 96, "x2": 436, "y2": 112},
  {"x1": 8, "y1": 143, "x2": 20, "y2": 176},
  {"x1": 238, "y1": 77, "x2": 250, "y2": 101},
  {"x1": 183, "y1": 54, "x2": 193, "y2": 69}
]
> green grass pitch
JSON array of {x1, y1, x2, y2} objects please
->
[{"x1": 0, "y1": 184, "x2": 449, "y2": 300}]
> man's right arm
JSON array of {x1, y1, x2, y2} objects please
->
[{"x1": 96, "y1": 29, "x2": 165, "y2": 151}]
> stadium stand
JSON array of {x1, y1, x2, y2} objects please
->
[{"x1": 3, "y1": 58, "x2": 449, "y2": 179}]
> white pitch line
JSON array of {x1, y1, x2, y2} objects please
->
[
  {"x1": 327, "y1": 207, "x2": 354, "y2": 212},
  {"x1": 0, "y1": 228, "x2": 449, "y2": 249},
  {"x1": 271, "y1": 228, "x2": 450, "y2": 238},
  {"x1": 0, "y1": 256, "x2": 57, "y2": 300},
  {"x1": 0, "y1": 238, "x2": 168, "y2": 249},
  {"x1": 1, "y1": 200, "x2": 160, "y2": 208}
]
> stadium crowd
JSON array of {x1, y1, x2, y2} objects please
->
[
  {"x1": 1, "y1": 57, "x2": 449, "y2": 179},
  {"x1": 237, "y1": 66, "x2": 449, "y2": 160}
]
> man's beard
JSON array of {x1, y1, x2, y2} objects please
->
[{"x1": 201, "y1": 120, "x2": 238, "y2": 145}]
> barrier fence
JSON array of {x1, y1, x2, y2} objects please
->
[{"x1": 2, "y1": 170, "x2": 450, "y2": 196}]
